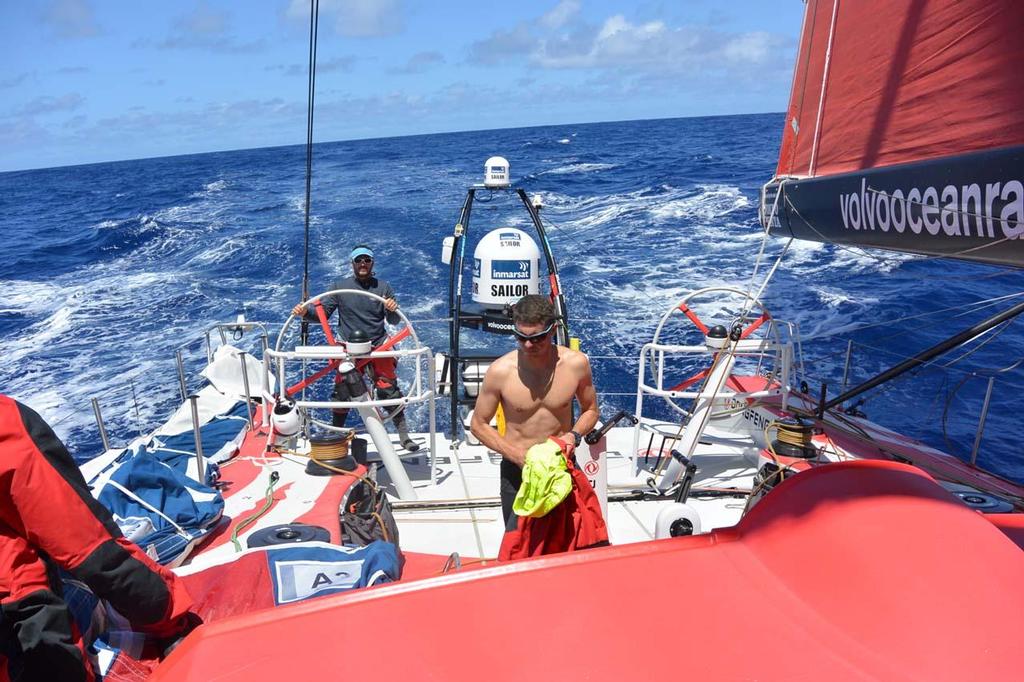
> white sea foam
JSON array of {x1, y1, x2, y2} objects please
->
[
  {"x1": 187, "y1": 237, "x2": 246, "y2": 265},
  {"x1": 0, "y1": 280, "x2": 64, "y2": 313},
  {"x1": 648, "y1": 185, "x2": 749, "y2": 222},
  {"x1": 810, "y1": 286, "x2": 878, "y2": 308},
  {"x1": 545, "y1": 162, "x2": 616, "y2": 175}
]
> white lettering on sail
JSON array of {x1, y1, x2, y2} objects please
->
[
  {"x1": 849, "y1": 189, "x2": 861, "y2": 229},
  {"x1": 862, "y1": 178, "x2": 877, "y2": 231},
  {"x1": 941, "y1": 185, "x2": 960, "y2": 236},
  {"x1": 961, "y1": 183, "x2": 983, "y2": 237},
  {"x1": 985, "y1": 182, "x2": 1001, "y2": 238},
  {"x1": 876, "y1": 186, "x2": 891, "y2": 232},
  {"x1": 1000, "y1": 180, "x2": 1024, "y2": 238},
  {"x1": 922, "y1": 187, "x2": 941, "y2": 235},
  {"x1": 891, "y1": 189, "x2": 906, "y2": 232},
  {"x1": 838, "y1": 178, "x2": 1022, "y2": 242},
  {"x1": 906, "y1": 188, "x2": 922, "y2": 233}
]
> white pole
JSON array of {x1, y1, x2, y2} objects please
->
[
  {"x1": 353, "y1": 396, "x2": 417, "y2": 500},
  {"x1": 657, "y1": 350, "x2": 737, "y2": 492}
]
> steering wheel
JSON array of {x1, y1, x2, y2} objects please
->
[
  {"x1": 274, "y1": 288, "x2": 420, "y2": 427},
  {"x1": 648, "y1": 286, "x2": 779, "y2": 417}
]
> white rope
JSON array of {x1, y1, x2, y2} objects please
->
[
  {"x1": 104, "y1": 479, "x2": 194, "y2": 540},
  {"x1": 809, "y1": 0, "x2": 840, "y2": 176}
]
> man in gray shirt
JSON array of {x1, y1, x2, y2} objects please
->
[{"x1": 293, "y1": 245, "x2": 418, "y2": 451}]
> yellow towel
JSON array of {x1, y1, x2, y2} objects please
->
[{"x1": 512, "y1": 439, "x2": 572, "y2": 518}]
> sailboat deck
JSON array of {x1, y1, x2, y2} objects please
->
[{"x1": 372, "y1": 421, "x2": 760, "y2": 559}]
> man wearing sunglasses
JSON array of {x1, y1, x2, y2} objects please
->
[
  {"x1": 470, "y1": 295, "x2": 599, "y2": 531},
  {"x1": 292, "y1": 244, "x2": 418, "y2": 451}
]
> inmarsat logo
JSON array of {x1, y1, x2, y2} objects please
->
[
  {"x1": 839, "y1": 177, "x2": 1024, "y2": 238},
  {"x1": 491, "y1": 260, "x2": 531, "y2": 279}
]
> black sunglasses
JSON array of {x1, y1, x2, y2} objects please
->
[
  {"x1": 512, "y1": 322, "x2": 555, "y2": 343},
  {"x1": 353, "y1": 256, "x2": 373, "y2": 264}
]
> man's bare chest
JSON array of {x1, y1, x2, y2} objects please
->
[{"x1": 501, "y1": 367, "x2": 577, "y2": 416}]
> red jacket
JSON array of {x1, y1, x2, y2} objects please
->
[
  {"x1": 0, "y1": 395, "x2": 195, "y2": 682},
  {"x1": 499, "y1": 441, "x2": 609, "y2": 560}
]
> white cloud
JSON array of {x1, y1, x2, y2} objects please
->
[
  {"x1": 467, "y1": 23, "x2": 535, "y2": 65},
  {"x1": 469, "y1": 10, "x2": 791, "y2": 76},
  {"x1": 287, "y1": 0, "x2": 404, "y2": 38},
  {"x1": 540, "y1": 0, "x2": 581, "y2": 30},
  {"x1": 721, "y1": 32, "x2": 775, "y2": 63}
]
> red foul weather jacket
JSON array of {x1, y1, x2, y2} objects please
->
[
  {"x1": 0, "y1": 395, "x2": 195, "y2": 682},
  {"x1": 499, "y1": 439, "x2": 609, "y2": 560}
]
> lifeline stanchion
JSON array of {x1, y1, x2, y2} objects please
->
[
  {"x1": 188, "y1": 394, "x2": 206, "y2": 482},
  {"x1": 176, "y1": 349, "x2": 188, "y2": 402},
  {"x1": 91, "y1": 397, "x2": 111, "y2": 452},
  {"x1": 840, "y1": 339, "x2": 853, "y2": 394},
  {"x1": 970, "y1": 376, "x2": 996, "y2": 466},
  {"x1": 238, "y1": 351, "x2": 255, "y2": 429}
]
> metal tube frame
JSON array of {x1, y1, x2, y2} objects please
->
[
  {"x1": 188, "y1": 395, "x2": 206, "y2": 482},
  {"x1": 91, "y1": 398, "x2": 111, "y2": 452}
]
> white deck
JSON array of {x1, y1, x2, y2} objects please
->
[{"x1": 369, "y1": 420, "x2": 761, "y2": 559}]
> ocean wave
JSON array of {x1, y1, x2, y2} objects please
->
[
  {"x1": 810, "y1": 286, "x2": 879, "y2": 308},
  {"x1": 648, "y1": 185, "x2": 749, "y2": 222},
  {"x1": 0, "y1": 280, "x2": 66, "y2": 313},
  {"x1": 543, "y1": 162, "x2": 616, "y2": 176}
]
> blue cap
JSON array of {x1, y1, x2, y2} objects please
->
[{"x1": 350, "y1": 246, "x2": 374, "y2": 260}]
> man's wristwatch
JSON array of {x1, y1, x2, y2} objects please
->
[{"x1": 569, "y1": 430, "x2": 583, "y2": 447}]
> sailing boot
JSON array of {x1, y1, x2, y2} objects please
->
[{"x1": 392, "y1": 410, "x2": 419, "y2": 452}]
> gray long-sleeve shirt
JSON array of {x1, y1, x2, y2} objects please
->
[{"x1": 307, "y1": 275, "x2": 400, "y2": 343}]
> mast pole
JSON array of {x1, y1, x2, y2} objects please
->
[
  {"x1": 301, "y1": 0, "x2": 320, "y2": 344},
  {"x1": 822, "y1": 300, "x2": 1024, "y2": 412}
]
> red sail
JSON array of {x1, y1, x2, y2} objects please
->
[
  {"x1": 778, "y1": 0, "x2": 1024, "y2": 179},
  {"x1": 763, "y1": 0, "x2": 1024, "y2": 267}
]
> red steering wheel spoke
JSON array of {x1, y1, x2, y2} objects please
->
[
  {"x1": 739, "y1": 311, "x2": 770, "y2": 340},
  {"x1": 677, "y1": 302, "x2": 709, "y2": 335},
  {"x1": 667, "y1": 366, "x2": 711, "y2": 393}
]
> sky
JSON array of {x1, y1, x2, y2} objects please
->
[{"x1": 1, "y1": 1, "x2": 805, "y2": 172}]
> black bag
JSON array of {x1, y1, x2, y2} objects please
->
[{"x1": 341, "y1": 477, "x2": 401, "y2": 554}]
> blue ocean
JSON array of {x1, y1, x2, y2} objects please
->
[{"x1": 2, "y1": 114, "x2": 1022, "y2": 482}]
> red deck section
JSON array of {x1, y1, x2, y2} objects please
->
[
  {"x1": 189, "y1": 426, "x2": 363, "y2": 554},
  {"x1": 154, "y1": 461, "x2": 1024, "y2": 680}
]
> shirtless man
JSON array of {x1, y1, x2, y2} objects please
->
[{"x1": 470, "y1": 295, "x2": 599, "y2": 530}]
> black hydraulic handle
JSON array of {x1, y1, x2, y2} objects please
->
[{"x1": 584, "y1": 410, "x2": 639, "y2": 445}]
